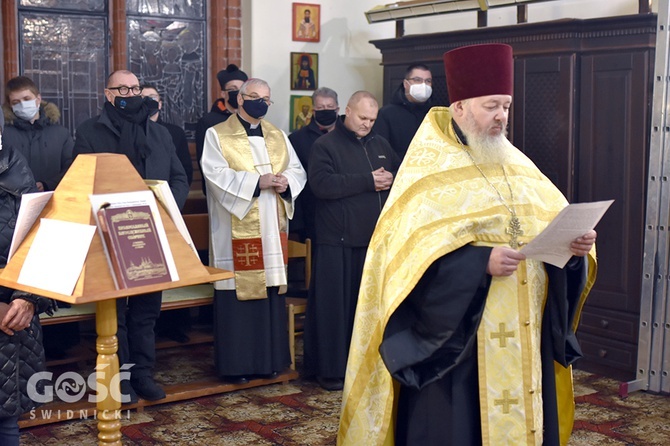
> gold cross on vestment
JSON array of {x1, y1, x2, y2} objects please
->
[
  {"x1": 506, "y1": 215, "x2": 524, "y2": 249},
  {"x1": 494, "y1": 390, "x2": 519, "y2": 414},
  {"x1": 235, "y1": 243, "x2": 261, "y2": 267},
  {"x1": 490, "y1": 322, "x2": 515, "y2": 348}
]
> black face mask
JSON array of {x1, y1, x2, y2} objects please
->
[
  {"x1": 242, "y1": 98, "x2": 269, "y2": 119},
  {"x1": 228, "y1": 90, "x2": 240, "y2": 109},
  {"x1": 114, "y1": 95, "x2": 144, "y2": 114},
  {"x1": 314, "y1": 109, "x2": 338, "y2": 126},
  {"x1": 145, "y1": 97, "x2": 160, "y2": 118}
]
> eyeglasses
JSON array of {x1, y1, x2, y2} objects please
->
[
  {"x1": 242, "y1": 94, "x2": 274, "y2": 106},
  {"x1": 406, "y1": 77, "x2": 432, "y2": 86},
  {"x1": 107, "y1": 85, "x2": 143, "y2": 95}
]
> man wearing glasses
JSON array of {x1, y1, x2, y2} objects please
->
[
  {"x1": 73, "y1": 69, "x2": 189, "y2": 403},
  {"x1": 373, "y1": 63, "x2": 435, "y2": 160},
  {"x1": 201, "y1": 78, "x2": 306, "y2": 384}
]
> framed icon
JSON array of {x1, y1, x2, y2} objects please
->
[
  {"x1": 292, "y1": 3, "x2": 320, "y2": 42},
  {"x1": 291, "y1": 52, "x2": 318, "y2": 91},
  {"x1": 290, "y1": 95, "x2": 313, "y2": 132}
]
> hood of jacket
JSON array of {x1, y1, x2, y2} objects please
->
[{"x1": 2, "y1": 101, "x2": 62, "y2": 126}]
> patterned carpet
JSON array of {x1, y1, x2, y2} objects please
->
[{"x1": 19, "y1": 339, "x2": 670, "y2": 445}]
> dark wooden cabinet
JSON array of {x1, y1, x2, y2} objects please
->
[{"x1": 371, "y1": 14, "x2": 656, "y2": 380}]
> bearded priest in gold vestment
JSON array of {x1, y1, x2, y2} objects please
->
[{"x1": 338, "y1": 43, "x2": 598, "y2": 446}]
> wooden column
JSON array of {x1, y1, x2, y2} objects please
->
[
  {"x1": 210, "y1": 0, "x2": 242, "y2": 104},
  {"x1": 110, "y1": 0, "x2": 128, "y2": 71},
  {"x1": 2, "y1": 0, "x2": 19, "y2": 82},
  {"x1": 95, "y1": 300, "x2": 122, "y2": 446}
]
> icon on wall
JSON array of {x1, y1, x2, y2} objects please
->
[
  {"x1": 290, "y1": 95, "x2": 313, "y2": 132},
  {"x1": 291, "y1": 52, "x2": 318, "y2": 91},
  {"x1": 292, "y1": 3, "x2": 320, "y2": 42}
]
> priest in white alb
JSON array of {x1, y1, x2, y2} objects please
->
[
  {"x1": 338, "y1": 44, "x2": 597, "y2": 446},
  {"x1": 201, "y1": 78, "x2": 306, "y2": 383}
]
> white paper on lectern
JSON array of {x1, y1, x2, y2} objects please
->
[
  {"x1": 519, "y1": 199, "x2": 614, "y2": 268},
  {"x1": 17, "y1": 219, "x2": 96, "y2": 295},
  {"x1": 8, "y1": 191, "x2": 54, "y2": 261}
]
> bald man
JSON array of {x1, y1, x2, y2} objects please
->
[
  {"x1": 304, "y1": 91, "x2": 401, "y2": 390},
  {"x1": 74, "y1": 69, "x2": 188, "y2": 403}
]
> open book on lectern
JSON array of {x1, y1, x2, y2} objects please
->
[{"x1": 89, "y1": 190, "x2": 179, "y2": 290}]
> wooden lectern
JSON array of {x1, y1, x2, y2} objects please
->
[{"x1": 0, "y1": 154, "x2": 232, "y2": 446}]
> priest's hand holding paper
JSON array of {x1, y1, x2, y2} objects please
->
[
  {"x1": 487, "y1": 246, "x2": 526, "y2": 277},
  {"x1": 569, "y1": 229, "x2": 597, "y2": 257},
  {"x1": 0, "y1": 298, "x2": 34, "y2": 336}
]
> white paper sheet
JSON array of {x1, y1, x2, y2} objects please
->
[
  {"x1": 8, "y1": 191, "x2": 54, "y2": 261},
  {"x1": 519, "y1": 199, "x2": 614, "y2": 268},
  {"x1": 17, "y1": 219, "x2": 96, "y2": 296}
]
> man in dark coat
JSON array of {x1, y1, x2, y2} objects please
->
[
  {"x1": 2, "y1": 75, "x2": 74, "y2": 192},
  {"x1": 0, "y1": 111, "x2": 55, "y2": 445},
  {"x1": 288, "y1": 86, "x2": 339, "y2": 242},
  {"x1": 141, "y1": 84, "x2": 193, "y2": 187},
  {"x1": 306, "y1": 91, "x2": 401, "y2": 390},
  {"x1": 194, "y1": 64, "x2": 248, "y2": 194},
  {"x1": 74, "y1": 70, "x2": 188, "y2": 402},
  {"x1": 373, "y1": 63, "x2": 434, "y2": 160}
]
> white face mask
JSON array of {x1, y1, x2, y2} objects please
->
[
  {"x1": 408, "y1": 83, "x2": 432, "y2": 103},
  {"x1": 12, "y1": 99, "x2": 40, "y2": 121}
]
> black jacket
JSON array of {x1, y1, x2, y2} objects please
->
[
  {"x1": 308, "y1": 116, "x2": 401, "y2": 247},
  {"x1": 2, "y1": 101, "x2": 74, "y2": 191},
  {"x1": 288, "y1": 119, "x2": 329, "y2": 241},
  {"x1": 73, "y1": 105, "x2": 189, "y2": 209},
  {"x1": 158, "y1": 119, "x2": 193, "y2": 187},
  {"x1": 0, "y1": 145, "x2": 53, "y2": 418},
  {"x1": 373, "y1": 83, "x2": 433, "y2": 159},
  {"x1": 195, "y1": 99, "x2": 232, "y2": 194}
]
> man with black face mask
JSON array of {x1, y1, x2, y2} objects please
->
[
  {"x1": 288, "y1": 87, "x2": 339, "y2": 242},
  {"x1": 73, "y1": 69, "x2": 188, "y2": 403},
  {"x1": 195, "y1": 64, "x2": 248, "y2": 194},
  {"x1": 201, "y1": 78, "x2": 306, "y2": 383}
]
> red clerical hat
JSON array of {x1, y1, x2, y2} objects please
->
[{"x1": 443, "y1": 43, "x2": 514, "y2": 103}]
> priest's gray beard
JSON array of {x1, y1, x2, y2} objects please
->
[{"x1": 461, "y1": 109, "x2": 513, "y2": 165}]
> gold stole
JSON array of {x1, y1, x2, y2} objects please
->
[{"x1": 215, "y1": 116, "x2": 289, "y2": 300}]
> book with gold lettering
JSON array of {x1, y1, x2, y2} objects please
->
[{"x1": 90, "y1": 191, "x2": 179, "y2": 290}]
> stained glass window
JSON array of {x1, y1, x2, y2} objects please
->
[
  {"x1": 19, "y1": 12, "x2": 108, "y2": 134},
  {"x1": 128, "y1": 18, "x2": 205, "y2": 138},
  {"x1": 19, "y1": 0, "x2": 105, "y2": 12},
  {"x1": 126, "y1": 0, "x2": 205, "y2": 18},
  {"x1": 127, "y1": 1, "x2": 207, "y2": 139}
]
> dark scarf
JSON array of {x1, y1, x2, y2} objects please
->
[{"x1": 103, "y1": 99, "x2": 153, "y2": 175}]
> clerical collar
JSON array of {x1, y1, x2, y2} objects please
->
[
  {"x1": 451, "y1": 119, "x2": 468, "y2": 145},
  {"x1": 236, "y1": 113, "x2": 263, "y2": 137}
]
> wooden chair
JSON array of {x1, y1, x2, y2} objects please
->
[{"x1": 286, "y1": 238, "x2": 311, "y2": 370}]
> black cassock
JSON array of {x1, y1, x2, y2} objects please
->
[
  {"x1": 380, "y1": 244, "x2": 587, "y2": 446},
  {"x1": 213, "y1": 287, "x2": 290, "y2": 377}
]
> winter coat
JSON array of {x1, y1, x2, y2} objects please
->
[
  {"x1": 308, "y1": 116, "x2": 401, "y2": 247},
  {"x1": 372, "y1": 83, "x2": 433, "y2": 160},
  {"x1": 2, "y1": 101, "x2": 74, "y2": 191},
  {"x1": 0, "y1": 145, "x2": 53, "y2": 418},
  {"x1": 73, "y1": 105, "x2": 189, "y2": 209}
]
